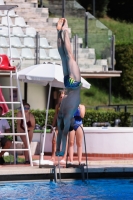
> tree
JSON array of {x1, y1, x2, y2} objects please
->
[
  {"x1": 77, "y1": 0, "x2": 109, "y2": 17},
  {"x1": 107, "y1": 0, "x2": 133, "y2": 22}
]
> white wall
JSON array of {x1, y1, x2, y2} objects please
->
[
  {"x1": 42, "y1": 127, "x2": 133, "y2": 154},
  {"x1": 83, "y1": 127, "x2": 133, "y2": 154},
  {"x1": 27, "y1": 83, "x2": 46, "y2": 110},
  {"x1": 18, "y1": 127, "x2": 133, "y2": 155}
]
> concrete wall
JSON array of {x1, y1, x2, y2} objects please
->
[
  {"x1": 83, "y1": 127, "x2": 133, "y2": 154},
  {"x1": 18, "y1": 127, "x2": 133, "y2": 155},
  {"x1": 27, "y1": 83, "x2": 46, "y2": 110}
]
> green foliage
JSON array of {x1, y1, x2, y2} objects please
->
[
  {"x1": 77, "y1": 0, "x2": 109, "y2": 17},
  {"x1": 5, "y1": 109, "x2": 55, "y2": 130},
  {"x1": 4, "y1": 155, "x2": 25, "y2": 163},
  {"x1": 83, "y1": 110, "x2": 131, "y2": 127},
  {"x1": 113, "y1": 44, "x2": 133, "y2": 99},
  {"x1": 4, "y1": 110, "x2": 131, "y2": 131},
  {"x1": 107, "y1": 0, "x2": 133, "y2": 22},
  {"x1": 31, "y1": 109, "x2": 55, "y2": 127},
  {"x1": 100, "y1": 18, "x2": 133, "y2": 45}
]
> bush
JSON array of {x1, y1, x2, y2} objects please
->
[
  {"x1": 113, "y1": 44, "x2": 133, "y2": 99},
  {"x1": 5, "y1": 109, "x2": 131, "y2": 133},
  {"x1": 83, "y1": 110, "x2": 131, "y2": 127}
]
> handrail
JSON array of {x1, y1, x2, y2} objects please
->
[{"x1": 86, "y1": 104, "x2": 133, "y2": 113}]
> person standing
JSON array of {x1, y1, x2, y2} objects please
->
[
  {"x1": 68, "y1": 104, "x2": 85, "y2": 165},
  {"x1": 16, "y1": 102, "x2": 35, "y2": 164},
  {"x1": 0, "y1": 106, "x2": 12, "y2": 165},
  {"x1": 51, "y1": 90, "x2": 66, "y2": 162}
]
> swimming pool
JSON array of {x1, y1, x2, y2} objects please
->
[{"x1": 1, "y1": 179, "x2": 133, "y2": 200}]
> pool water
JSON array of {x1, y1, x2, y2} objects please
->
[{"x1": 0, "y1": 179, "x2": 133, "y2": 200}]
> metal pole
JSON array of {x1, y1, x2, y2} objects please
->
[
  {"x1": 112, "y1": 35, "x2": 115, "y2": 70},
  {"x1": 85, "y1": 12, "x2": 88, "y2": 48},
  {"x1": 109, "y1": 78, "x2": 111, "y2": 105},
  {"x1": 7, "y1": 10, "x2": 12, "y2": 63},
  {"x1": 24, "y1": 82, "x2": 27, "y2": 102},
  {"x1": 109, "y1": 35, "x2": 115, "y2": 105},
  {"x1": 111, "y1": 35, "x2": 115, "y2": 70},
  {"x1": 62, "y1": 0, "x2": 65, "y2": 18},
  {"x1": 76, "y1": 35, "x2": 78, "y2": 65},
  {"x1": 74, "y1": 35, "x2": 76, "y2": 61},
  {"x1": 93, "y1": 0, "x2": 95, "y2": 16},
  {"x1": 73, "y1": 36, "x2": 75, "y2": 59},
  {"x1": 35, "y1": 32, "x2": 40, "y2": 65},
  {"x1": 73, "y1": 35, "x2": 78, "y2": 62},
  {"x1": 40, "y1": 83, "x2": 52, "y2": 162},
  {"x1": 40, "y1": 0, "x2": 42, "y2": 7}
]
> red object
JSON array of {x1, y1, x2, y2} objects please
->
[
  {"x1": 0, "y1": 87, "x2": 9, "y2": 115},
  {"x1": 0, "y1": 54, "x2": 16, "y2": 71}
]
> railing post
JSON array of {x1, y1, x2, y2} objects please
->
[
  {"x1": 73, "y1": 35, "x2": 78, "y2": 64},
  {"x1": 62, "y1": 0, "x2": 65, "y2": 18},
  {"x1": 111, "y1": 35, "x2": 115, "y2": 70},
  {"x1": 35, "y1": 32, "x2": 40, "y2": 65},
  {"x1": 85, "y1": 12, "x2": 88, "y2": 48}
]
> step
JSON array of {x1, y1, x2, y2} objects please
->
[
  {"x1": 79, "y1": 65, "x2": 103, "y2": 72},
  {"x1": 0, "y1": 86, "x2": 18, "y2": 88},
  {"x1": 28, "y1": 18, "x2": 47, "y2": 23},
  {"x1": 5, "y1": 0, "x2": 25, "y2": 2},
  {"x1": 0, "y1": 101, "x2": 20, "y2": 104},
  {"x1": 0, "y1": 148, "x2": 29, "y2": 151},
  {"x1": 0, "y1": 133, "x2": 28, "y2": 136},
  {"x1": 27, "y1": 21, "x2": 48, "y2": 27},
  {"x1": 48, "y1": 18, "x2": 59, "y2": 25},
  {"x1": 27, "y1": 0, "x2": 38, "y2": 2},
  {"x1": 6, "y1": 2, "x2": 31, "y2": 8},
  {"x1": 36, "y1": 8, "x2": 49, "y2": 13},
  {"x1": 0, "y1": 117, "x2": 24, "y2": 119}
]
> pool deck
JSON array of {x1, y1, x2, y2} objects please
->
[{"x1": 1, "y1": 155, "x2": 133, "y2": 181}]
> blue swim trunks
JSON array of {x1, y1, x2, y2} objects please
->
[{"x1": 64, "y1": 75, "x2": 81, "y2": 89}]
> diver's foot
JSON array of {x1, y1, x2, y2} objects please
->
[
  {"x1": 56, "y1": 151, "x2": 64, "y2": 157},
  {"x1": 64, "y1": 75, "x2": 82, "y2": 89},
  {"x1": 79, "y1": 162, "x2": 85, "y2": 166},
  {"x1": 50, "y1": 156, "x2": 55, "y2": 161},
  {"x1": 62, "y1": 18, "x2": 69, "y2": 31},
  {"x1": 56, "y1": 18, "x2": 64, "y2": 31}
]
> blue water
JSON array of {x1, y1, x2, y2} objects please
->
[{"x1": 0, "y1": 179, "x2": 133, "y2": 200}]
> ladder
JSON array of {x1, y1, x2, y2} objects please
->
[
  {"x1": 0, "y1": 5, "x2": 32, "y2": 166},
  {"x1": 0, "y1": 55, "x2": 33, "y2": 166}
]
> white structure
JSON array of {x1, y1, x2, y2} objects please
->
[
  {"x1": 49, "y1": 48, "x2": 61, "y2": 60},
  {"x1": 15, "y1": 17, "x2": 29, "y2": 27},
  {"x1": 40, "y1": 37, "x2": 52, "y2": 49},
  {"x1": 17, "y1": 127, "x2": 133, "y2": 156},
  {"x1": 24, "y1": 37, "x2": 35, "y2": 48},
  {"x1": 40, "y1": 48, "x2": 51, "y2": 60},
  {"x1": 12, "y1": 27, "x2": 27, "y2": 37}
]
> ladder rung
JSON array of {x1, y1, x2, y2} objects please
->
[
  {"x1": 0, "y1": 149, "x2": 29, "y2": 151},
  {"x1": 0, "y1": 117, "x2": 24, "y2": 119},
  {"x1": 0, "y1": 133, "x2": 28, "y2": 136},
  {"x1": 0, "y1": 86, "x2": 18, "y2": 89},
  {"x1": 0, "y1": 102, "x2": 20, "y2": 104},
  {"x1": 0, "y1": 72, "x2": 16, "y2": 75}
]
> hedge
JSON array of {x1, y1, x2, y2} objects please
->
[
  {"x1": 5, "y1": 109, "x2": 131, "y2": 130},
  {"x1": 113, "y1": 44, "x2": 133, "y2": 99}
]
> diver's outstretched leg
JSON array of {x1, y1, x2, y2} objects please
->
[
  {"x1": 56, "y1": 113, "x2": 72, "y2": 156},
  {"x1": 57, "y1": 18, "x2": 68, "y2": 77},
  {"x1": 62, "y1": 18, "x2": 81, "y2": 83},
  {"x1": 56, "y1": 18, "x2": 81, "y2": 157}
]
